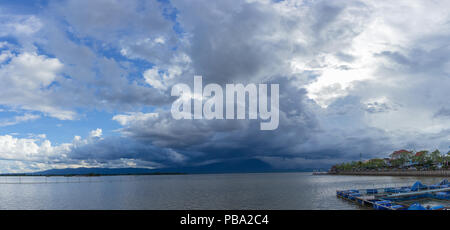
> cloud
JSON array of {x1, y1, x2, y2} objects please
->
[
  {"x1": 434, "y1": 108, "x2": 450, "y2": 118},
  {"x1": 0, "y1": 4, "x2": 175, "y2": 120},
  {"x1": 0, "y1": 134, "x2": 68, "y2": 164},
  {"x1": 0, "y1": 51, "x2": 77, "y2": 119},
  {"x1": 0, "y1": 113, "x2": 41, "y2": 127},
  {"x1": 106, "y1": 80, "x2": 319, "y2": 166},
  {"x1": 89, "y1": 128, "x2": 103, "y2": 138},
  {"x1": 0, "y1": 129, "x2": 164, "y2": 173},
  {"x1": 143, "y1": 68, "x2": 167, "y2": 90},
  {"x1": 50, "y1": 0, "x2": 177, "y2": 65},
  {"x1": 112, "y1": 112, "x2": 159, "y2": 126},
  {"x1": 0, "y1": 14, "x2": 42, "y2": 36}
]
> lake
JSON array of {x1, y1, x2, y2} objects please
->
[{"x1": 0, "y1": 172, "x2": 447, "y2": 209}]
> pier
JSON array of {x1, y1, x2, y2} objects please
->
[{"x1": 336, "y1": 179, "x2": 450, "y2": 210}]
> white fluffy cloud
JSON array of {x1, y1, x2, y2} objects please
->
[
  {"x1": 89, "y1": 128, "x2": 103, "y2": 138},
  {"x1": 0, "y1": 129, "x2": 114, "y2": 173},
  {"x1": 0, "y1": 51, "x2": 78, "y2": 120},
  {"x1": 1, "y1": 52, "x2": 63, "y2": 89},
  {"x1": 142, "y1": 52, "x2": 192, "y2": 90},
  {"x1": 0, "y1": 135, "x2": 63, "y2": 162},
  {"x1": 143, "y1": 68, "x2": 167, "y2": 90}
]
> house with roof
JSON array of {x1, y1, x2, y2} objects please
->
[
  {"x1": 390, "y1": 149, "x2": 414, "y2": 168},
  {"x1": 390, "y1": 149, "x2": 412, "y2": 160},
  {"x1": 415, "y1": 151, "x2": 428, "y2": 157}
]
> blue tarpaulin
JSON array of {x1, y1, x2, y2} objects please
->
[
  {"x1": 438, "y1": 179, "x2": 448, "y2": 185},
  {"x1": 408, "y1": 203, "x2": 426, "y2": 210},
  {"x1": 411, "y1": 181, "x2": 427, "y2": 191},
  {"x1": 429, "y1": 205, "x2": 444, "y2": 210},
  {"x1": 375, "y1": 200, "x2": 390, "y2": 205},
  {"x1": 431, "y1": 179, "x2": 449, "y2": 188},
  {"x1": 391, "y1": 205, "x2": 404, "y2": 210}
]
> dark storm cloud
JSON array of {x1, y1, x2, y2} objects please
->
[
  {"x1": 68, "y1": 136, "x2": 178, "y2": 165},
  {"x1": 89, "y1": 79, "x2": 320, "y2": 167}
]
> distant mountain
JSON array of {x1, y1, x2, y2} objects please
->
[
  {"x1": 154, "y1": 158, "x2": 276, "y2": 174},
  {"x1": 30, "y1": 158, "x2": 313, "y2": 175},
  {"x1": 32, "y1": 167, "x2": 159, "y2": 176}
]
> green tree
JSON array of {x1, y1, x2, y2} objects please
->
[
  {"x1": 446, "y1": 151, "x2": 450, "y2": 169},
  {"x1": 431, "y1": 149, "x2": 443, "y2": 165},
  {"x1": 365, "y1": 159, "x2": 386, "y2": 169},
  {"x1": 350, "y1": 161, "x2": 359, "y2": 171},
  {"x1": 412, "y1": 151, "x2": 428, "y2": 166},
  {"x1": 390, "y1": 158, "x2": 403, "y2": 168},
  {"x1": 398, "y1": 151, "x2": 413, "y2": 168}
]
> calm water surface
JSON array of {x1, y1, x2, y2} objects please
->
[{"x1": 0, "y1": 173, "x2": 446, "y2": 209}]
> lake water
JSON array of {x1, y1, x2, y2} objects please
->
[{"x1": 0, "y1": 172, "x2": 447, "y2": 209}]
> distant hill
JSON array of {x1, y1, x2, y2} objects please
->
[
  {"x1": 28, "y1": 158, "x2": 315, "y2": 176},
  {"x1": 154, "y1": 158, "x2": 275, "y2": 174},
  {"x1": 31, "y1": 167, "x2": 160, "y2": 176}
]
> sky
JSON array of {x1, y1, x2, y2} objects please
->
[{"x1": 0, "y1": 0, "x2": 449, "y2": 173}]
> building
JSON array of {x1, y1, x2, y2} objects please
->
[
  {"x1": 390, "y1": 149, "x2": 412, "y2": 160},
  {"x1": 415, "y1": 151, "x2": 428, "y2": 157},
  {"x1": 390, "y1": 150, "x2": 414, "y2": 168}
]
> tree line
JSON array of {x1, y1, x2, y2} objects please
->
[{"x1": 332, "y1": 150, "x2": 450, "y2": 172}]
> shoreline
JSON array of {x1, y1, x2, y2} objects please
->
[{"x1": 325, "y1": 170, "x2": 450, "y2": 177}]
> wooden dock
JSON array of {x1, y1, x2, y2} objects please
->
[
  {"x1": 336, "y1": 181, "x2": 450, "y2": 210},
  {"x1": 337, "y1": 192, "x2": 408, "y2": 210}
]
